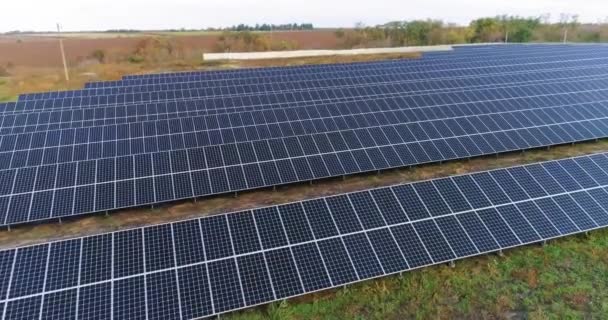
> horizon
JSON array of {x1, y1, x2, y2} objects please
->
[
  {"x1": 2, "y1": 19, "x2": 607, "y2": 35},
  {"x1": 1, "y1": 0, "x2": 606, "y2": 33}
]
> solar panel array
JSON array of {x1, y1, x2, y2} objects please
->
[
  {"x1": 3, "y1": 152, "x2": 608, "y2": 319},
  {"x1": 1, "y1": 45, "x2": 608, "y2": 227},
  {"x1": 14, "y1": 50, "x2": 608, "y2": 105}
]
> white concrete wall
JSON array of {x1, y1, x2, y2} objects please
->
[
  {"x1": 203, "y1": 45, "x2": 454, "y2": 61},
  {"x1": 202, "y1": 42, "x2": 604, "y2": 61}
]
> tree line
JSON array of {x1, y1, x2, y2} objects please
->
[
  {"x1": 334, "y1": 15, "x2": 608, "y2": 48},
  {"x1": 225, "y1": 23, "x2": 314, "y2": 31}
]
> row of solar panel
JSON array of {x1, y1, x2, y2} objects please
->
[
  {"x1": 21, "y1": 49, "x2": 608, "y2": 101},
  {"x1": 77, "y1": 45, "x2": 608, "y2": 89},
  {"x1": 76, "y1": 56, "x2": 608, "y2": 99},
  {"x1": 1, "y1": 68, "x2": 604, "y2": 118},
  {"x1": 0, "y1": 94, "x2": 605, "y2": 170},
  {"x1": 112, "y1": 44, "x2": 608, "y2": 82},
  {"x1": 5, "y1": 76, "x2": 608, "y2": 137},
  {"x1": 109, "y1": 46, "x2": 607, "y2": 84},
  {"x1": 2, "y1": 152, "x2": 608, "y2": 319},
  {"x1": 82, "y1": 59, "x2": 608, "y2": 98},
  {"x1": 0, "y1": 72, "x2": 605, "y2": 136},
  {"x1": 15, "y1": 49, "x2": 605, "y2": 104},
  {"x1": 0, "y1": 114, "x2": 606, "y2": 226},
  {"x1": 12, "y1": 55, "x2": 608, "y2": 111}
]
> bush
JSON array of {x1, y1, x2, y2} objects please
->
[
  {"x1": 128, "y1": 54, "x2": 144, "y2": 63},
  {"x1": 90, "y1": 49, "x2": 106, "y2": 63},
  {"x1": 129, "y1": 38, "x2": 184, "y2": 63},
  {"x1": 214, "y1": 31, "x2": 285, "y2": 52}
]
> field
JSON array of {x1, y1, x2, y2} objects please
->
[
  {"x1": 0, "y1": 31, "x2": 339, "y2": 68},
  {"x1": 1, "y1": 33, "x2": 607, "y2": 319}
]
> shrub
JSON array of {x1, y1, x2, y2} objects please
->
[
  {"x1": 90, "y1": 49, "x2": 106, "y2": 63},
  {"x1": 128, "y1": 54, "x2": 144, "y2": 63}
]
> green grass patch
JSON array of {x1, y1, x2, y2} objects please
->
[
  {"x1": 0, "y1": 78, "x2": 16, "y2": 102},
  {"x1": 224, "y1": 229, "x2": 608, "y2": 319}
]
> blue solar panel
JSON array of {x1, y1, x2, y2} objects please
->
[{"x1": 2, "y1": 151, "x2": 608, "y2": 318}]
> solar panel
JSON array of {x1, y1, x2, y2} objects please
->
[
  {"x1": 15, "y1": 57, "x2": 608, "y2": 117},
  {"x1": 111, "y1": 44, "x2": 608, "y2": 82},
  {"x1": 2, "y1": 69, "x2": 603, "y2": 138},
  {"x1": 3, "y1": 62, "x2": 608, "y2": 133},
  {"x1": 51, "y1": 45, "x2": 608, "y2": 90},
  {"x1": 0, "y1": 45, "x2": 606, "y2": 229},
  {"x1": 14, "y1": 47, "x2": 608, "y2": 107},
  {"x1": 2, "y1": 152, "x2": 608, "y2": 319},
  {"x1": 23, "y1": 51, "x2": 608, "y2": 104},
  {"x1": 0, "y1": 90, "x2": 606, "y2": 225}
]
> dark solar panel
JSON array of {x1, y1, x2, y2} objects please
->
[{"x1": 2, "y1": 151, "x2": 608, "y2": 318}]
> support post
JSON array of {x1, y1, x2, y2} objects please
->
[{"x1": 57, "y1": 23, "x2": 70, "y2": 82}]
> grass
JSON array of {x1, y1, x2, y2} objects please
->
[
  {"x1": 0, "y1": 78, "x2": 16, "y2": 102},
  {"x1": 224, "y1": 229, "x2": 608, "y2": 319}
]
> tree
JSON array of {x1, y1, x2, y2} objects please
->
[
  {"x1": 404, "y1": 20, "x2": 443, "y2": 45},
  {"x1": 469, "y1": 17, "x2": 502, "y2": 42},
  {"x1": 559, "y1": 13, "x2": 579, "y2": 42},
  {"x1": 469, "y1": 16, "x2": 539, "y2": 43},
  {"x1": 501, "y1": 16, "x2": 540, "y2": 42}
]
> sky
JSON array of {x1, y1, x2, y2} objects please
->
[{"x1": 1, "y1": 0, "x2": 607, "y2": 32}]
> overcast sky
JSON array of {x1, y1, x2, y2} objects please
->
[{"x1": 2, "y1": 0, "x2": 607, "y2": 32}]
